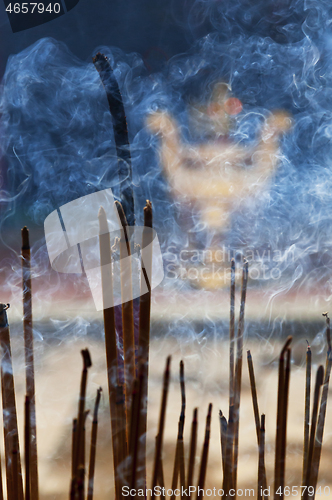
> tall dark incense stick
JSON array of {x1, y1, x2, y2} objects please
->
[
  {"x1": 274, "y1": 336, "x2": 292, "y2": 500},
  {"x1": 87, "y1": 387, "x2": 102, "y2": 500},
  {"x1": 229, "y1": 258, "x2": 235, "y2": 407},
  {"x1": 233, "y1": 260, "x2": 248, "y2": 495},
  {"x1": 98, "y1": 206, "x2": 125, "y2": 499},
  {"x1": 21, "y1": 226, "x2": 39, "y2": 500},
  {"x1": 25, "y1": 396, "x2": 31, "y2": 500},
  {"x1": 138, "y1": 200, "x2": 153, "y2": 487},
  {"x1": 171, "y1": 361, "x2": 186, "y2": 500},
  {"x1": 0, "y1": 304, "x2": 24, "y2": 500},
  {"x1": 115, "y1": 200, "x2": 136, "y2": 440},
  {"x1": 258, "y1": 415, "x2": 266, "y2": 500},
  {"x1": 302, "y1": 342, "x2": 311, "y2": 486},
  {"x1": 93, "y1": 53, "x2": 135, "y2": 226}
]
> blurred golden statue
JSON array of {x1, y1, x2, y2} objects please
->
[{"x1": 147, "y1": 83, "x2": 291, "y2": 287}]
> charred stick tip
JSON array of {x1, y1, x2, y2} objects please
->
[
  {"x1": 193, "y1": 407, "x2": 198, "y2": 421},
  {"x1": 317, "y1": 365, "x2": 324, "y2": 386},
  {"x1": 247, "y1": 350, "x2": 252, "y2": 359},
  {"x1": 81, "y1": 349, "x2": 92, "y2": 370},
  {"x1": 280, "y1": 336, "x2": 292, "y2": 358},
  {"x1": 22, "y1": 226, "x2": 30, "y2": 250},
  {"x1": 115, "y1": 200, "x2": 128, "y2": 228},
  {"x1": 260, "y1": 414, "x2": 265, "y2": 430}
]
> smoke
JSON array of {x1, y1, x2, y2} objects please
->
[{"x1": 1, "y1": 3, "x2": 332, "y2": 320}]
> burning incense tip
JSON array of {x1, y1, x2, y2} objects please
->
[
  {"x1": 144, "y1": 201, "x2": 153, "y2": 228},
  {"x1": 21, "y1": 226, "x2": 30, "y2": 250}
]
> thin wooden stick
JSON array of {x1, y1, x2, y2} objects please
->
[
  {"x1": 274, "y1": 336, "x2": 292, "y2": 500},
  {"x1": 21, "y1": 227, "x2": 38, "y2": 500},
  {"x1": 25, "y1": 395, "x2": 31, "y2": 500},
  {"x1": 247, "y1": 350, "x2": 260, "y2": 445},
  {"x1": 219, "y1": 411, "x2": 228, "y2": 480},
  {"x1": 230, "y1": 258, "x2": 235, "y2": 407},
  {"x1": 74, "y1": 349, "x2": 92, "y2": 477},
  {"x1": 12, "y1": 433, "x2": 19, "y2": 500},
  {"x1": 187, "y1": 408, "x2": 198, "y2": 497},
  {"x1": 116, "y1": 201, "x2": 136, "y2": 442},
  {"x1": 99, "y1": 206, "x2": 124, "y2": 500},
  {"x1": 87, "y1": 388, "x2": 102, "y2": 500},
  {"x1": 151, "y1": 356, "x2": 171, "y2": 499},
  {"x1": 93, "y1": 53, "x2": 135, "y2": 225},
  {"x1": 258, "y1": 415, "x2": 266, "y2": 500},
  {"x1": 196, "y1": 403, "x2": 212, "y2": 500},
  {"x1": 0, "y1": 304, "x2": 24, "y2": 500},
  {"x1": 302, "y1": 343, "x2": 311, "y2": 487},
  {"x1": 233, "y1": 261, "x2": 248, "y2": 495},
  {"x1": 303, "y1": 365, "x2": 324, "y2": 499},
  {"x1": 311, "y1": 316, "x2": 332, "y2": 493},
  {"x1": 224, "y1": 404, "x2": 234, "y2": 496},
  {"x1": 130, "y1": 365, "x2": 145, "y2": 491},
  {"x1": 280, "y1": 347, "x2": 291, "y2": 496},
  {"x1": 71, "y1": 418, "x2": 77, "y2": 480},
  {"x1": 137, "y1": 201, "x2": 153, "y2": 489}
]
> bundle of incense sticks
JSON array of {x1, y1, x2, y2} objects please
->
[{"x1": 0, "y1": 221, "x2": 331, "y2": 500}]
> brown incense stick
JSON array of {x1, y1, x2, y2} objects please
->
[
  {"x1": 171, "y1": 361, "x2": 186, "y2": 500},
  {"x1": 0, "y1": 304, "x2": 24, "y2": 500},
  {"x1": 71, "y1": 418, "x2": 77, "y2": 480},
  {"x1": 302, "y1": 343, "x2": 311, "y2": 487},
  {"x1": 99, "y1": 206, "x2": 124, "y2": 499},
  {"x1": 274, "y1": 336, "x2": 292, "y2": 500},
  {"x1": 25, "y1": 395, "x2": 31, "y2": 500},
  {"x1": 311, "y1": 317, "x2": 332, "y2": 492},
  {"x1": 74, "y1": 349, "x2": 92, "y2": 478},
  {"x1": 93, "y1": 53, "x2": 135, "y2": 225},
  {"x1": 21, "y1": 227, "x2": 38, "y2": 500},
  {"x1": 219, "y1": 411, "x2": 228, "y2": 480},
  {"x1": 196, "y1": 403, "x2": 212, "y2": 500},
  {"x1": 303, "y1": 365, "x2": 324, "y2": 499},
  {"x1": 280, "y1": 347, "x2": 291, "y2": 497},
  {"x1": 233, "y1": 260, "x2": 248, "y2": 495},
  {"x1": 224, "y1": 404, "x2": 234, "y2": 496},
  {"x1": 87, "y1": 388, "x2": 102, "y2": 500},
  {"x1": 230, "y1": 258, "x2": 235, "y2": 407},
  {"x1": 138, "y1": 200, "x2": 153, "y2": 489},
  {"x1": 187, "y1": 408, "x2": 198, "y2": 497},
  {"x1": 115, "y1": 200, "x2": 136, "y2": 441},
  {"x1": 247, "y1": 350, "x2": 260, "y2": 444},
  {"x1": 12, "y1": 433, "x2": 19, "y2": 500},
  {"x1": 130, "y1": 365, "x2": 145, "y2": 491},
  {"x1": 151, "y1": 356, "x2": 171, "y2": 499},
  {"x1": 258, "y1": 415, "x2": 266, "y2": 500}
]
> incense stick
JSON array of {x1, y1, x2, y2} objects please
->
[
  {"x1": 25, "y1": 395, "x2": 31, "y2": 500},
  {"x1": 258, "y1": 415, "x2": 266, "y2": 500},
  {"x1": 151, "y1": 356, "x2": 171, "y2": 499},
  {"x1": 0, "y1": 304, "x2": 24, "y2": 500},
  {"x1": 138, "y1": 200, "x2": 153, "y2": 488},
  {"x1": 303, "y1": 365, "x2": 324, "y2": 499},
  {"x1": 187, "y1": 408, "x2": 198, "y2": 497},
  {"x1": 311, "y1": 317, "x2": 332, "y2": 493},
  {"x1": 247, "y1": 350, "x2": 260, "y2": 445},
  {"x1": 279, "y1": 347, "x2": 291, "y2": 497},
  {"x1": 130, "y1": 365, "x2": 145, "y2": 491},
  {"x1": 274, "y1": 336, "x2": 292, "y2": 500},
  {"x1": 93, "y1": 53, "x2": 135, "y2": 225},
  {"x1": 196, "y1": 403, "x2": 212, "y2": 500},
  {"x1": 115, "y1": 201, "x2": 136, "y2": 441},
  {"x1": 12, "y1": 432, "x2": 19, "y2": 500},
  {"x1": 219, "y1": 411, "x2": 228, "y2": 480},
  {"x1": 21, "y1": 227, "x2": 38, "y2": 500},
  {"x1": 99, "y1": 206, "x2": 124, "y2": 499},
  {"x1": 233, "y1": 261, "x2": 248, "y2": 495},
  {"x1": 230, "y1": 258, "x2": 235, "y2": 407},
  {"x1": 74, "y1": 349, "x2": 92, "y2": 478},
  {"x1": 87, "y1": 388, "x2": 102, "y2": 500},
  {"x1": 302, "y1": 343, "x2": 311, "y2": 487}
]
